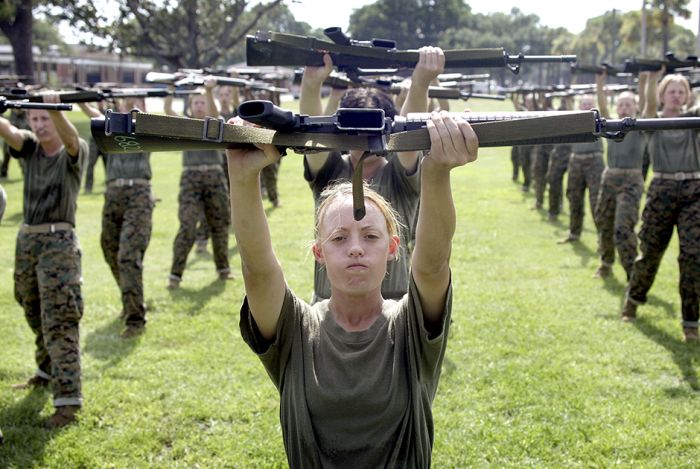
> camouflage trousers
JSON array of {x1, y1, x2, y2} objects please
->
[
  {"x1": 101, "y1": 183, "x2": 154, "y2": 326},
  {"x1": 532, "y1": 146, "x2": 551, "y2": 207},
  {"x1": 510, "y1": 146, "x2": 520, "y2": 181},
  {"x1": 566, "y1": 152, "x2": 605, "y2": 237},
  {"x1": 171, "y1": 168, "x2": 231, "y2": 279},
  {"x1": 85, "y1": 136, "x2": 108, "y2": 192},
  {"x1": 594, "y1": 169, "x2": 643, "y2": 278},
  {"x1": 14, "y1": 229, "x2": 83, "y2": 407},
  {"x1": 547, "y1": 151, "x2": 570, "y2": 217},
  {"x1": 519, "y1": 146, "x2": 533, "y2": 189},
  {"x1": 261, "y1": 160, "x2": 280, "y2": 205},
  {"x1": 628, "y1": 178, "x2": 700, "y2": 326}
]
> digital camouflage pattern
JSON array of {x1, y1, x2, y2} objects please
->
[
  {"x1": 171, "y1": 168, "x2": 230, "y2": 279},
  {"x1": 85, "y1": 136, "x2": 108, "y2": 192},
  {"x1": 628, "y1": 178, "x2": 700, "y2": 326},
  {"x1": 594, "y1": 170, "x2": 644, "y2": 278},
  {"x1": 101, "y1": 184, "x2": 154, "y2": 326},
  {"x1": 14, "y1": 229, "x2": 83, "y2": 407},
  {"x1": 261, "y1": 161, "x2": 280, "y2": 206},
  {"x1": 546, "y1": 144, "x2": 571, "y2": 217},
  {"x1": 532, "y1": 145, "x2": 552, "y2": 208},
  {"x1": 518, "y1": 145, "x2": 533, "y2": 190},
  {"x1": 566, "y1": 153, "x2": 605, "y2": 237},
  {"x1": 510, "y1": 146, "x2": 521, "y2": 181}
]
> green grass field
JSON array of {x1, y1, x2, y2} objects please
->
[{"x1": 1, "y1": 101, "x2": 698, "y2": 468}]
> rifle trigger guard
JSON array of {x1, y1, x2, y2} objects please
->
[{"x1": 202, "y1": 116, "x2": 225, "y2": 143}]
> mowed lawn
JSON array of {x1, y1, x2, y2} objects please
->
[{"x1": 1, "y1": 99, "x2": 698, "y2": 468}]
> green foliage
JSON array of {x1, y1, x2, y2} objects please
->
[
  {"x1": 104, "y1": 0, "x2": 287, "y2": 69},
  {"x1": 348, "y1": 0, "x2": 471, "y2": 49},
  {"x1": 1, "y1": 101, "x2": 699, "y2": 466}
]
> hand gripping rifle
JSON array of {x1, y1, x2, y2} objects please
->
[
  {"x1": 247, "y1": 28, "x2": 577, "y2": 75},
  {"x1": 0, "y1": 96, "x2": 72, "y2": 113},
  {"x1": 91, "y1": 100, "x2": 700, "y2": 219}
]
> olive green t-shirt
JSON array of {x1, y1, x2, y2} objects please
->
[
  {"x1": 10, "y1": 130, "x2": 85, "y2": 226},
  {"x1": 606, "y1": 131, "x2": 647, "y2": 169},
  {"x1": 182, "y1": 149, "x2": 222, "y2": 167},
  {"x1": 240, "y1": 275, "x2": 452, "y2": 468},
  {"x1": 571, "y1": 140, "x2": 604, "y2": 155},
  {"x1": 106, "y1": 151, "x2": 152, "y2": 181},
  {"x1": 304, "y1": 152, "x2": 421, "y2": 301},
  {"x1": 647, "y1": 108, "x2": 700, "y2": 173}
]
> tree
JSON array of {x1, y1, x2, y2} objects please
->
[
  {"x1": 108, "y1": 0, "x2": 285, "y2": 70},
  {"x1": 650, "y1": 0, "x2": 691, "y2": 54},
  {"x1": 0, "y1": 0, "x2": 102, "y2": 83},
  {"x1": 348, "y1": 0, "x2": 470, "y2": 50},
  {"x1": 0, "y1": 0, "x2": 35, "y2": 80}
]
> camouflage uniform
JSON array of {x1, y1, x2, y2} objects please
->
[
  {"x1": 84, "y1": 136, "x2": 108, "y2": 192},
  {"x1": 2, "y1": 109, "x2": 28, "y2": 178},
  {"x1": 510, "y1": 146, "x2": 521, "y2": 181},
  {"x1": 627, "y1": 125, "x2": 700, "y2": 329},
  {"x1": 261, "y1": 161, "x2": 280, "y2": 206},
  {"x1": 594, "y1": 132, "x2": 647, "y2": 278},
  {"x1": 101, "y1": 151, "x2": 153, "y2": 326},
  {"x1": 518, "y1": 145, "x2": 533, "y2": 190},
  {"x1": 565, "y1": 141, "x2": 605, "y2": 238},
  {"x1": 170, "y1": 149, "x2": 231, "y2": 281},
  {"x1": 10, "y1": 130, "x2": 86, "y2": 408},
  {"x1": 547, "y1": 143, "x2": 571, "y2": 217},
  {"x1": 532, "y1": 144, "x2": 552, "y2": 208}
]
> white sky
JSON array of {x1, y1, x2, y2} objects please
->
[{"x1": 288, "y1": 0, "x2": 700, "y2": 35}]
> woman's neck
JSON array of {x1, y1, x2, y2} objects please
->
[{"x1": 328, "y1": 293, "x2": 384, "y2": 332}]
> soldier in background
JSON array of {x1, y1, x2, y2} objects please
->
[
  {"x1": 79, "y1": 98, "x2": 154, "y2": 338},
  {"x1": 1, "y1": 93, "x2": 87, "y2": 428},
  {"x1": 1, "y1": 108, "x2": 28, "y2": 178},
  {"x1": 622, "y1": 73, "x2": 700, "y2": 343},
  {"x1": 592, "y1": 72, "x2": 648, "y2": 279},
  {"x1": 83, "y1": 101, "x2": 109, "y2": 193},
  {"x1": 558, "y1": 94, "x2": 605, "y2": 243},
  {"x1": 546, "y1": 96, "x2": 574, "y2": 222},
  {"x1": 164, "y1": 79, "x2": 233, "y2": 289}
]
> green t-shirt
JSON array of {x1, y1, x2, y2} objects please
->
[
  {"x1": 304, "y1": 152, "x2": 421, "y2": 300},
  {"x1": 10, "y1": 130, "x2": 85, "y2": 226},
  {"x1": 606, "y1": 131, "x2": 647, "y2": 169},
  {"x1": 647, "y1": 108, "x2": 700, "y2": 173},
  {"x1": 182, "y1": 149, "x2": 222, "y2": 167},
  {"x1": 240, "y1": 275, "x2": 452, "y2": 468},
  {"x1": 571, "y1": 140, "x2": 604, "y2": 155},
  {"x1": 106, "y1": 151, "x2": 152, "y2": 181}
]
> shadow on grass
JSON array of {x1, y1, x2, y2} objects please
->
[
  {"x1": 557, "y1": 239, "x2": 596, "y2": 267},
  {"x1": 83, "y1": 316, "x2": 141, "y2": 371},
  {"x1": 0, "y1": 387, "x2": 52, "y2": 467},
  {"x1": 167, "y1": 277, "x2": 226, "y2": 315},
  {"x1": 633, "y1": 317, "x2": 699, "y2": 392}
]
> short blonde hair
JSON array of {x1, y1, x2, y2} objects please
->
[
  {"x1": 657, "y1": 74, "x2": 690, "y2": 106},
  {"x1": 315, "y1": 182, "x2": 402, "y2": 248}
]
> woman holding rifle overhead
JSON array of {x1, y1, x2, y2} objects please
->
[
  {"x1": 621, "y1": 71, "x2": 700, "y2": 343},
  {"x1": 228, "y1": 108, "x2": 478, "y2": 467}
]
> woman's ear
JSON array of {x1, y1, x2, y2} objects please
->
[
  {"x1": 387, "y1": 235, "x2": 400, "y2": 261},
  {"x1": 312, "y1": 242, "x2": 325, "y2": 264}
]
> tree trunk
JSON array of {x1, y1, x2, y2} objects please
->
[{"x1": 0, "y1": 0, "x2": 35, "y2": 83}]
